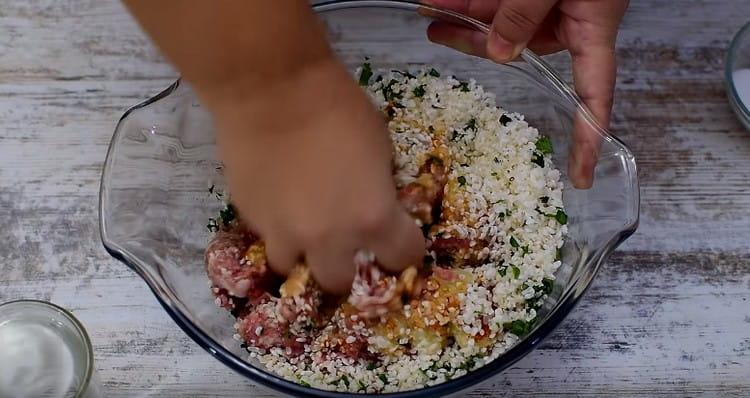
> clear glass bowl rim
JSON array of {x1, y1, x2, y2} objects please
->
[
  {"x1": 725, "y1": 20, "x2": 750, "y2": 129},
  {"x1": 0, "y1": 299, "x2": 95, "y2": 398},
  {"x1": 98, "y1": 1, "x2": 640, "y2": 396}
]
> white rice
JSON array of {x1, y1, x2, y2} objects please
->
[{"x1": 252, "y1": 65, "x2": 566, "y2": 392}]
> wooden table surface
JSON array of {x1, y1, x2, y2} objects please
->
[{"x1": 1, "y1": 1, "x2": 749, "y2": 396}]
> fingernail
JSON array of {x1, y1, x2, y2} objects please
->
[{"x1": 487, "y1": 31, "x2": 519, "y2": 62}]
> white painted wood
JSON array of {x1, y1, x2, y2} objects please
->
[{"x1": 1, "y1": 0, "x2": 749, "y2": 396}]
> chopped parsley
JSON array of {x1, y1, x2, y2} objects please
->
[
  {"x1": 367, "y1": 361, "x2": 378, "y2": 371},
  {"x1": 413, "y1": 84, "x2": 426, "y2": 97},
  {"x1": 499, "y1": 266, "x2": 507, "y2": 277},
  {"x1": 535, "y1": 135, "x2": 554, "y2": 154},
  {"x1": 378, "y1": 373, "x2": 388, "y2": 384},
  {"x1": 454, "y1": 81, "x2": 470, "y2": 92},
  {"x1": 491, "y1": 171, "x2": 499, "y2": 178},
  {"x1": 554, "y1": 209, "x2": 568, "y2": 225},
  {"x1": 451, "y1": 129, "x2": 464, "y2": 141},
  {"x1": 465, "y1": 117, "x2": 478, "y2": 131},
  {"x1": 219, "y1": 203, "x2": 236, "y2": 226},
  {"x1": 358, "y1": 62, "x2": 373, "y2": 86},
  {"x1": 340, "y1": 375, "x2": 350, "y2": 388},
  {"x1": 358, "y1": 380, "x2": 367, "y2": 391},
  {"x1": 499, "y1": 114, "x2": 513, "y2": 126},
  {"x1": 458, "y1": 355, "x2": 479, "y2": 371},
  {"x1": 531, "y1": 153, "x2": 545, "y2": 168},
  {"x1": 457, "y1": 176, "x2": 467, "y2": 186},
  {"x1": 541, "y1": 278, "x2": 554, "y2": 295},
  {"x1": 494, "y1": 156, "x2": 500, "y2": 164},
  {"x1": 503, "y1": 319, "x2": 534, "y2": 336},
  {"x1": 522, "y1": 245, "x2": 530, "y2": 255},
  {"x1": 428, "y1": 68, "x2": 440, "y2": 77},
  {"x1": 511, "y1": 265, "x2": 521, "y2": 279},
  {"x1": 299, "y1": 380, "x2": 311, "y2": 388},
  {"x1": 540, "y1": 196, "x2": 549, "y2": 204},
  {"x1": 206, "y1": 218, "x2": 219, "y2": 232},
  {"x1": 509, "y1": 236, "x2": 520, "y2": 248},
  {"x1": 381, "y1": 79, "x2": 403, "y2": 101}
]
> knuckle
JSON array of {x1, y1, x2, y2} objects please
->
[{"x1": 356, "y1": 202, "x2": 393, "y2": 236}]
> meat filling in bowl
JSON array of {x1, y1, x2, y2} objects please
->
[{"x1": 204, "y1": 65, "x2": 567, "y2": 393}]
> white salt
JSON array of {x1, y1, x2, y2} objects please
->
[{"x1": 733, "y1": 68, "x2": 750, "y2": 110}]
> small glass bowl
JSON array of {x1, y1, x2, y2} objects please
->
[
  {"x1": 726, "y1": 20, "x2": 750, "y2": 131},
  {"x1": 99, "y1": 1, "x2": 639, "y2": 397},
  {"x1": 0, "y1": 300, "x2": 98, "y2": 398}
]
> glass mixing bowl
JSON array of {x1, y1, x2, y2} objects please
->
[{"x1": 99, "y1": 1, "x2": 639, "y2": 396}]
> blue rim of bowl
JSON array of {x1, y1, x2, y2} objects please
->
[
  {"x1": 726, "y1": 20, "x2": 750, "y2": 129},
  {"x1": 98, "y1": 1, "x2": 639, "y2": 396}
]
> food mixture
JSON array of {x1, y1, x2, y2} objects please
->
[{"x1": 204, "y1": 64, "x2": 567, "y2": 393}]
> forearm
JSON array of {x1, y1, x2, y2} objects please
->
[{"x1": 123, "y1": 0, "x2": 334, "y2": 105}]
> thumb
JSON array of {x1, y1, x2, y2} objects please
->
[{"x1": 486, "y1": 0, "x2": 558, "y2": 62}]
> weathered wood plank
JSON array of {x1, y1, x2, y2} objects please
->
[{"x1": 1, "y1": 0, "x2": 749, "y2": 396}]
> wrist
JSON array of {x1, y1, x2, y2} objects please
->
[{"x1": 208, "y1": 57, "x2": 361, "y2": 139}]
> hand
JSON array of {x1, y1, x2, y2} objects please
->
[
  {"x1": 425, "y1": 0, "x2": 629, "y2": 188},
  {"x1": 208, "y1": 60, "x2": 426, "y2": 294}
]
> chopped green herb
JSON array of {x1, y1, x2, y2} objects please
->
[
  {"x1": 535, "y1": 135, "x2": 554, "y2": 155},
  {"x1": 428, "y1": 125, "x2": 435, "y2": 134},
  {"x1": 340, "y1": 375, "x2": 350, "y2": 388},
  {"x1": 428, "y1": 68, "x2": 440, "y2": 77},
  {"x1": 499, "y1": 266, "x2": 507, "y2": 277},
  {"x1": 509, "y1": 236, "x2": 520, "y2": 248},
  {"x1": 299, "y1": 380, "x2": 311, "y2": 388},
  {"x1": 367, "y1": 362, "x2": 378, "y2": 371},
  {"x1": 554, "y1": 209, "x2": 568, "y2": 225},
  {"x1": 491, "y1": 171, "x2": 499, "y2": 178},
  {"x1": 358, "y1": 62, "x2": 373, "y2": 86},
  {"x1": 413, "y1": 84, "x2": 426, "y2": 97},
  {"x1": 540, "y1": 196, "x2": 549, "y2": 204},
  {"x1": 219, "y1": 203, "x2": 236, "y2": 226},
  {"x1": 511, "y1": 265, "x2": 520, "y2": 279},
  {"x1": 494, "y1": 156, "x2": 500, "y2": 164},
  {"x1": 555, "y1": 248, "x2": 562, "y2": 261},
  {"x1": 522, "y1": 246, "x2": 530, "y2": 255},
  {"x1": 381, "y1": 79, "x2": 403, "y2": 101},
  {"x1": 542, "y1": 278, "x2": 554, "y2": 295},
  {"x1": 531, "y1": 153, "x2": 545, "y2": 167},
  {"x1": 358, "y1": 380, "x2": 367, "y2": 391},
  {"x1": 465, "y1": 117, "x2": 478, "y2": 131},
  {"x1": 431, "y1": 104, "x2": 445, "y2": 109},
  {"x1": 499, "y1": 114, "x2": 513, "y2": 126},
  {"x1": 459, "y1": 355, "x2": 478, "y2": 370},
  {"x1": 503, "y1": 319, "x2": 533, "y2": 336},
  {"x1": 206, "y1": 218, "x2": 219, "y2": 232},
  {"x1": 451, "y1": 129, "x2": 464, "y2": 141},
  {"x1": 457, "y1": 176, "x2": 467, "y2": 186},
  {"x1": 378, "y1": 373, "x2": 388, "y2": 384},
  {"x1": 454, "y1": 81, "x2": 470, "y2": 92}
]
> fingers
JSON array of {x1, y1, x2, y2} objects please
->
[
  {"x1": 568, "y1": 43, "x2": 616, "y2": 189},
  {"x1": 427, "y1": 21, "x2": 488, "y2": 58},
  {"x1": 306, "y1": 240, "x2": 358, "y2": 295},
  {"x1": 421, "y1": 0, "x2": 499, "y2": 22},
  {"x1": 263, "y1": 233, "x2": 299, "y2": 277},
  {"x1": 485, "y1": 0, "x2": 558, "y2": 62},
  {"x1": 364, "y1": 207, "x2": 426, "y2": 274}
]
